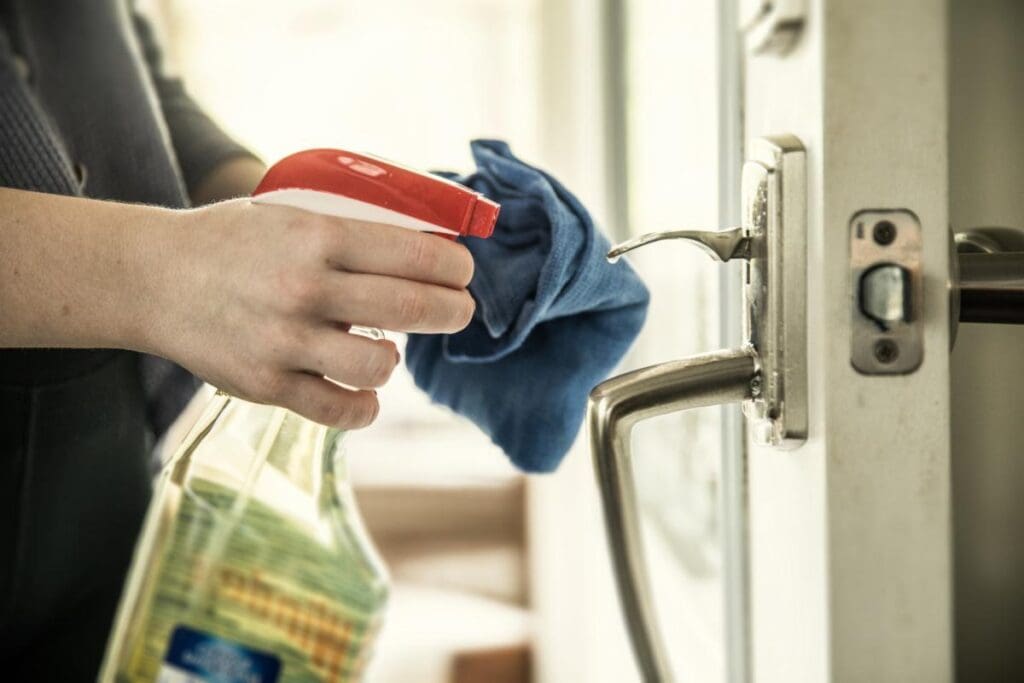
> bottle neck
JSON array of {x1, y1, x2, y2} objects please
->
[
  {"x1": 263, "y1": 410, "x2": 343, "y2": 497},
  {"x1": 168, "y1": 395, "x2": 346, "y2": 498}
]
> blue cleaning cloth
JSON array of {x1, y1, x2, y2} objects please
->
[{"x1": 405, "y1": 140, "x2": 649, "y2": 473}]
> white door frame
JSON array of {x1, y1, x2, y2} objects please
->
[{"x1": 743, "y1": 2, "x2": 953, "y2": 681}]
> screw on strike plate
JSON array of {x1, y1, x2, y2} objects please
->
[
  {"x1": 873, "y1": 220, "x2": 897, "y2": 246},
  {"x1": 750, "y1": 375, "x2": 763, "y2": 397},
  {"x1": 874, "y1": 338, "x2": 899, "y2": 364}
]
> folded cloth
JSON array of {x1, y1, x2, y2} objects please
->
[{"x1": 405, "y1": 140, "x2": 649, "y2": 472}]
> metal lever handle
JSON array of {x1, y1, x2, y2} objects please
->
[
  {"x1": 949, "y1": 230, "x2": 1024, "y2": 335},
  {"x1": 607, "y1": 227, "x2": 752, "y2": 263},
  {"x1": 956, "y1": 252, "x2": 1024, "y2": 324},
  {"x1": 591, "y1": 135, "x2": 805, "y2": 679},
  {"x1": 588, "y1": 349, "x2": 759, "y2": 682}
]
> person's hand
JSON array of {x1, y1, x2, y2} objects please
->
[{"x1": 139, "y1": 199, "x2": 475, "y2": 429}]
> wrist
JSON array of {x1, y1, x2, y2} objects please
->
[
  {"x1": 112, "y1": 205, "x2": 189, "y2": 357},
  {"x1": 0, "y1": 189, "x2": 203, "y2": 352}
]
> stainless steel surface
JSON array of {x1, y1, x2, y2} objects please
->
[
  {"x1": 589, "y1": 349, "x2": 758, "y2": 683},
  {"x1": 604, "y1": 135, "x2": 807, "y2": 446},
  {"x1": 849, "y1": 210, "x2": 925, "y2": 374},
  {"x1": 607, "y1": 227, "x2": 751, "y2": 263},
  {"x1": 950, "y1": 228, "x2": 1024, "y2": 334},
  {"x1": 957, "y1": 252, "x2": 1024, "y2": 324},
  {"x1": 950, "y1": 231, "x2": 961, "y2": 345},
  {"x1": 860, "y1": 265, "x2": 911, "y2": 327},
  {"x1": 592, "y1": 134, "x2": 807, "y2": 681},
  {"x1": 741, "y1": 135, "x2": 808, "y2": 446},
  {"x1": 956, "y1": 230, "x2": 1004, "y2": 255},
  {"x1": 955, "y1": 226, "x2": 1024, "y2": 254}
]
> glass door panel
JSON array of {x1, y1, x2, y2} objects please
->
[{"x1": 619, "y1": 0, "x2": 730, "y2": 679}]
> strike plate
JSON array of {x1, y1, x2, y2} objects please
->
[
  {"x1": 741, "y1": 135, "x2": 807, "y2": 447},
  {"x1": 850, "y1": 210, "x2": 924, "y2": 374}
]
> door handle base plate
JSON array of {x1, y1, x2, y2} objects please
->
[{"x1": 742, "y1": 135, "x2": 808, "y2": 447}]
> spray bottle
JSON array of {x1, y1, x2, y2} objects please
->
[{"x1": 100, "y1": 149, "x2": 498, "y2": 682}]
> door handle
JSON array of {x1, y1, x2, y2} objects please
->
[
  {"x1": 850, "y1": 218, "x2": 1024, "y2": 373},
  {"x1": 607, "y1": 227, "x2": 752, "y2": 263},
  {"x1": 590, "y1": 349, "x2": 758, "y2": 681},
  {"x1": 952, "y1": 228, "x2": 1024, "y2": 327},
  {"x1": 590, "y1": 133, "x2": 1023, "y2": 680},
  {"x1": 956, "y1": 252, "x2": 1024, "y2": 324},
  {"x1": 589, "y1": 135, "x2": 808, "y2": 682}
]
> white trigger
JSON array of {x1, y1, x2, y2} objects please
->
[{"x1": 252, "y1": 188, "x2": 460, "y2": 236}]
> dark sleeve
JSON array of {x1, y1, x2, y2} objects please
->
[{"x1": 132, "y1": 12, "x2": 260, "y2": 197}]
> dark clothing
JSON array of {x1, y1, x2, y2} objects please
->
[
  {"x1": 0, "y1": 0, "x2": 256, "y2": 434},
  {"x1": 0, "y1": 353, "x2": 152, "y2": 679},
  {"x1": 0, "y1": 0, "x2": 251, "y2": 201},
  {"x1": 0, "y1": 1, "x2": 255, "y2": 678}
]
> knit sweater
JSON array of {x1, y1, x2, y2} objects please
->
[{"x1": 0, "y1": 0, "x2": 257, "y2": 435}]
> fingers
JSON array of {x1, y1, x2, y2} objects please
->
[
  {"x1": 222, "y1": 333, "x2": 392, "y2": 428},
  {"x1": 324, "y1": 220, "x2": 475, "y2": 289},
  {"x1": 274, "y1": 372, "x2": 380, "y2": 429},
  {"x1": 293, "y1": 329, "x2": 399, "y2": 390},
  {"x1": 318, "y1": 272, "x2": 475, "y2": 334}
]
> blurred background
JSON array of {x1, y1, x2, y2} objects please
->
[{"x1": 138, "y1": 1, "x2": 727, "y2": 681}]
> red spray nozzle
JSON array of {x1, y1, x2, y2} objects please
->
[{"x1": 253, "y1": 149, "x2": 498, "y2": 239}]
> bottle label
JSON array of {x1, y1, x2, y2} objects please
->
[{"x1": 158, "y1": 625, "x2": 281, "y2": 683}]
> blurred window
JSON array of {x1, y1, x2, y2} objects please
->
[
  {"x1": 140, "y1": 1, "x2": 729, "y2": 680},
  {"x1": 621, "y1": 0, "x2": 727, "y2": 680},
  {"x1": 142, "y1": 0, "x2": 541, "y2": 484}
]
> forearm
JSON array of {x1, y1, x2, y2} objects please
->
[
  {"x1": 0, "y1": 187, "x2": 171, "y2": 350},
  {"x1": 190, "y1": 156, "x2": 267, "y2": 206},
  {"x1": 0, "y1": 183, "x2": 475, "y2": 429}
]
